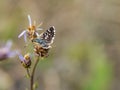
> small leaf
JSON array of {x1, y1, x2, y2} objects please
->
[
  {"x1": 33, "y1": 82, "x2": 38, "y2": 89},
  {"x1": 25, "y1": 74, "x2": 30, "y2": 78}
]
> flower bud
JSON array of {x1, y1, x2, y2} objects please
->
[{"x1": 18, "y1": 53, "x2": 31, "y2": 68}]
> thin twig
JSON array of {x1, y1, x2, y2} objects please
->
[{"x1": 30, "y1": 56, "x2": 39, "y2": 90}]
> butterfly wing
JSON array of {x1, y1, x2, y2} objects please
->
[{"x1": 40, "y1": 26, "x2": 55, "y2": 45}]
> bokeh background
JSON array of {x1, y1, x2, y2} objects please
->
[{"x1": 0, "y1": 0, "x2": 120, "y2": 90}]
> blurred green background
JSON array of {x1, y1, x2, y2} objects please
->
[{"x1": 0, "y1": 0, "x2": 120, "y2": 90}]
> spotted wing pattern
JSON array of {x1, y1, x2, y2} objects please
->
[{"x1": 40, "y1": 26, "x2": 55, "y2": 45}]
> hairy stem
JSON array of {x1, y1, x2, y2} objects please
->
[{"x1": 30, "y1": 56, "x2": 39, "y2": 90}]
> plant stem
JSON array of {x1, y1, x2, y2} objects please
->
[
  {"x1": 30, "y1": 56, "x2": 39, "y2": 90},
  {"x1": 26, "y1": 68, "x2": 30, "y2": 78}
]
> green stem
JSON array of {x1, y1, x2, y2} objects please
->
[
  {"x1": 26, "y1": 68, "x2": 30, "y2": 78},
  {"x1": 30, "y1": 56, "x2": 39, "y2": 90}
]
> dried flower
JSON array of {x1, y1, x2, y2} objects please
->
[
  {"x1": 34, "y1": 45, "x2": 50, "y2": 57},
  {"x1": 18, "y1": 15, "x2": 42, "y2": 42}
]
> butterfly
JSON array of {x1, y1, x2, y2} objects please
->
[{"x1": 32, "y1": 26, "x2": 55, "y2": 49}]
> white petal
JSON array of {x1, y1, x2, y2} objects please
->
[
  {"x1": 36, "y1": 28, "x2": 43, "y2": 31},
  {"x1": 39, "y1": 32, "x2": 43, "y2": 37},
  {"x1": 24, "y1": 32, "x2": 27, "y2": 42},
  {"x1": 35, "y1": 32, "x2": 39, "y2": 37},
  {"x1": 18, "y1": 30, "x2": 27, "y2": 38},
  {"x1": 28, "y1": 15, "x2": 32, "y2": 27},
  {"x1": 37, "y1": 22, "x2": 43, "y2": 27},
  {"x1": 16, "y1": 51, "x2": 24, "y2": 62}
]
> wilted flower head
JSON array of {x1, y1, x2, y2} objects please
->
[
  {"x1": 0, "y1": 40, "x2": 16, "y2": 61},
  {"x1": 17, "y1": 52, "x2": 31, "y2": 68},
  {"x1": 18, "y1": 15, "x2": 43, "y2": 42},
  {"x1": 34, "y1": 45, "x2": 50, "y2": 57}
]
